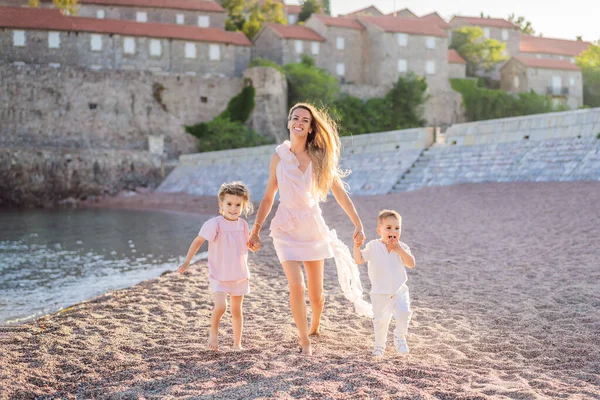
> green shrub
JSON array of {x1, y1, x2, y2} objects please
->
[
  {"x1": 248, "y1": 57, "x2": 285, "y2": 74},
  {"x1": 185, "y1": 118, "x2": 273, "y2": 153},
  {"x1": 283, "y1": 55, "x2": 340, "y2": 107},
  {"x1": 450, "y1": 78, "x2": 567, "y2": 121},
  {"x1": 218, "y1": 82, "x2": 255, "y2": 123}
]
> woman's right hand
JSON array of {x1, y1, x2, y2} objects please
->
[{"x1": 248, "y1": 233, "x2": 261, "y2": 252}]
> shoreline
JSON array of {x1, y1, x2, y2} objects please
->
[{"x1": 1, "y1": 181, "x2": 599, "y2": 398}]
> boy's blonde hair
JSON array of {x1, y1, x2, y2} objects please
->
[
  {"x1": 288, "y1": 102, "x2": 348, "y2": 202},
  {"x1": 218, "y1": 181, "x2": 254, "y2": 216},
  {"x1": 377, "y1": 209, "x2": 402, "y2": 226}
]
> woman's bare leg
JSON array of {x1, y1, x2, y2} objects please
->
[
  {"x1": 304, "y1": 259, "x2": 325, "y2": 336},
  {"x1": 282, "y1": 261, "x2": 311, "y2": 355}
]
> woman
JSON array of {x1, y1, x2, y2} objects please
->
[{"x1": 248, "y1": 103, "x2": 370, "y2": 355}]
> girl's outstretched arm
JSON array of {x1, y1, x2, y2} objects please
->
[
  {"x1": 248, "y1": 153, "x2": 279, "y2": 251},
  {"x1": 330, "y1": 177, "x2": 364, "y2": 243},
  {"x1": 178, "y1": 236, "x2": 206, "y2": 273}
]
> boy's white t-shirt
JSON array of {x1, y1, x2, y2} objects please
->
[{"x1": 361, "y1": 239, "x2": 412, "y2": 295}]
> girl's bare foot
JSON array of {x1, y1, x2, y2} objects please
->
[
  {"x1": 207, "y1": 330, "x2": 219, "y2": 351},
  {"x1": 232, "y1": 344, "x2": 244, "y2": 351}
]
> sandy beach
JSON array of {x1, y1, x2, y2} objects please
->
[{"x1": 1, "y1": 181, "x2": 599, "y2": 399}]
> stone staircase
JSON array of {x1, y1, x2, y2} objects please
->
[{"x1": 391, "y1": 136, "x2": 600, "y2": 193}]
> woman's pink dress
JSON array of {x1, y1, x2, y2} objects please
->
[
  {"x1": 199, "y1": 216, "x2": 250, "y2": 296},
  {"x1": 269, "y1": 140, "x2": 334, "y2": 263}
]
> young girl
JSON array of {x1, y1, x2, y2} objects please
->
[{"x1": 178, "y1": 181, "x2": 254, "y2": 351}]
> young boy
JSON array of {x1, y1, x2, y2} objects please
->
[{"x1": 353, "y1": 209, "x2": 416, "y2": 358}]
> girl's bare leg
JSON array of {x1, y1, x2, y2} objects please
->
[
  {"x1": 209, "y1": 293, "x2": 227, "y2": 351},
  {"x1": 304, "y1": 260, "x2": 325, "y2": 336},
  {"x1": 282, "y1": 261, "x2": 311, "y2": 355},
  {"x1": 230, "y1": 295, "x2": 244, "y2": 350}
]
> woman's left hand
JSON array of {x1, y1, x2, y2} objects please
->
[{"x1": 353, "y1": 226, "x2": 365, "y2": 245}]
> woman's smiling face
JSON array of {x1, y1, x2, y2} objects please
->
[{"x1": 288, "y1": 107, "x2": 312, "y2": 138}]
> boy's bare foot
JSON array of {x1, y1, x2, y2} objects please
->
[
  {"x1": 207, "y1": 331, "x2": 219, "y2": 351},
  {"x1": 232, "y1": 344, "x2": 244, "y2": 351}
]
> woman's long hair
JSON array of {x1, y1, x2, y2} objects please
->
[{"x1": 288, "y1": 103, "x2": 347, "y2": 201}]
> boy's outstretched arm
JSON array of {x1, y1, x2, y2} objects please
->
[
  {"x1": 177, "y1": 236, "x2": 206, "y2": 273},
  {"x1": 353, "y1": 242, "x2": 366, "y2": 265}
]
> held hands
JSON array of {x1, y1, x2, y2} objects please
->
[
  {"x1": 248, "y1": 232, "x2": 261, "y2": 252},
  {"x1": 353, "y1": 226, "x2": 365, "y2": 247}
]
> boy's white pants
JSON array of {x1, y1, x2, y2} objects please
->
[{"x1": 371, "y1": 285, "x2": 412, "y2": 349}]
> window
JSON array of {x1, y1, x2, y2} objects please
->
[
  {"x1": 48, "y1": 32, "x2": 60, "y2": 49},
  {"x1": 311, "y1": 41, "x2": 319, "y2": 55},
  {"x1": 569, "y1": 77, "x2": 575, "y2": 86},
  {"x1": 295, "y1": 40, "x2": 303, "y2": 53},
  {"x1": 123, "y1": 37, "x2": 135, "y2": 54},
  {"x1": 198, "y1": 15, "x2": 210, "y2": 27},
  {"x1": 483, "y1": 27, "x2": 490, "y2": 38},
  {"x1": 149, "y1": 39, "x2": 162, "y2": 56},
  {"x1": 536, "y1": 54, "x2": 541, "y2": 59},
  {"x1": 397, "y1": 33, "x2": 408, "y2": 47},
  {"x1": 91, "y1": 34, "x2": 103, "y2": 51},
  {"x1": 136, "y1": 12, "x2": 147, "y2": 22},
  {"x1": 13, "y1": 30, "x2": 25, "y2": 47},
  {"x1": 288, "y1": 14, "x2": 297, "y2": 24},
  {"x1": 513, "y1": 76, "x2": 519, "y2": 89},
  {"x1": 336, "y1": 37, "x2": 345, "y2": 50},
  {"x1": 397, "y1": 59, "x2": 407, "y2": 73},
  {"x1": 200, "y1": 96, "x2": 208, "y2": 103},
  {"x1": 96, "y1": 10, "x2": 105, "y2": 19},
  {"x1": 176, "y1": 14, "x2": 184, "y2": 24},
  {"x1": 426, "y1": 60, "x2": 435, "y2": 75},
  {"x1": 552, "y1": 76, "x2": 562, "y2": 94},
  {"x1": 209, "y1": 44, "x2": 220, "y2": 60},
  {"x1": 502, "y1": 29, "x2": 508, "y2": 40},
  {"x1": 558, "y1": 55, "x2": 564, "y2": 60},
  {"x1": 570, "y1": 57, "x2": 575, "y2": 63},
  {"x1": 185, "y1": 42, "x2": 196, "y2": 59},
  {"x1": 425, "y1": 36, "x2": 435, "y2": 49},
  {"x1": 336, "y1": 63, "x2": 345, "y2": 76}
]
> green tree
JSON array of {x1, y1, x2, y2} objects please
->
[
  {"x1": 223, "y1": 0, "x2": 246, "y2": 31},
  {"x1": 29, "y1": 0, "x2": 78, "y2": 15},
  {"x1": 450, "y1": 26, "x2": 508, "y2": 76},
  {"x1": 240, "y1": 0, "x2": 286, "y2": 40},
  {"x1": 283, "y1": 55, "x2": 340, "y2": 107},
  {"x1": 298, "y1": 0, "x2": 323, "y2": 23},
  {"x1": 508, "y1": 14, "x2": 535, "y2": 35},
  {"x1": 322, "y1": 0, "x2": 331, "y2": 15},
  {"x1": 576, "y1": 42, "x2": 600, "y2": 107}
]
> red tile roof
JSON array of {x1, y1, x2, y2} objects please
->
[
  {"x1": 359, "y1": 15, "x2": 447, "y2": 37},
  {"x1": 448, "y1": 49, "x2": 466, "y2": 64},
  {"x1": 265, "y1": 23, "x2": 326, "y2": 41},
  {"x1": 313, "y1": 14, "x2": 364, "y2": 30},
  {"x1": 420, "y1": 12, "x2": 450, "y2": 29},
  {"x1": 285, "y1": 4, "x2": 301, "y2": 14},
  {"x1": 451, "y1": 16, "x2": 517, "y2": 29},
  {"x1": 342, "y1": 5, "x2": 383, "y2": 17},
  {"x1": 520, "y1": 35, "x2": 590, "y2": 57},
  {"x1": 0, "y1": 6, "x2": 250, "y2": 45},
  {"x1": 512, "y1": 56, "x2": 581, "y2": 71},
  {"x1": 79, "y1": 0, "x2": 224, "y2": 12}
]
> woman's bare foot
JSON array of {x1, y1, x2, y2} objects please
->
[
  {"x1": 299, "y1": 340, "x2": 313, "y2": 355},
  {"x1": 207, "y1": 330, "x2": 219, "y2": 351},
  {"x1": 309, "y1": 326, "x2": 320, "y2": 336},
  {"x1": 232, "y1": 344, "x2": 244, "y2": 351}
]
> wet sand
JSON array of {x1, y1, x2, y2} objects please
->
[{"x1": 1, "y1": 182, "x2": 599, "y2": 399}]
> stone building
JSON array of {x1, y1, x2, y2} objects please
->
[
  {"x1": 304, "y1": 14, "x2": 366, "y2": 84},
  {"x1": 358, "y1": 16, "x2": 449, "y2": 91},
  {"x1": 500, "y1": 56, "x2": 583, "y2": 109},
  {"x1": 340, "y1": 5, "x2": 383, "y2": 17},
  {"x1": 251, "y1": 23, "x2": 326, "y2": 66},
  {"x1": 387, "y1": 8, "x2": 417, "y2": 18},
  {"x1": 0, "y1": 6, "x2": 251, "y2": 76},
  {"x1": 448, "y1": 49, "x2": 466, "y2": 79},
  {"x1": 519, "y1": 35, "x2": 590, "y2": 63},
  {"x1": 0, "y1": 0, "x2": 227, "y2": 28},
  {"x1": 419, "y1": 12, "x2": 451, "y2": 32},
  {"x1": 285, "y1": 4, "x2": 301, "y2": 25}
]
